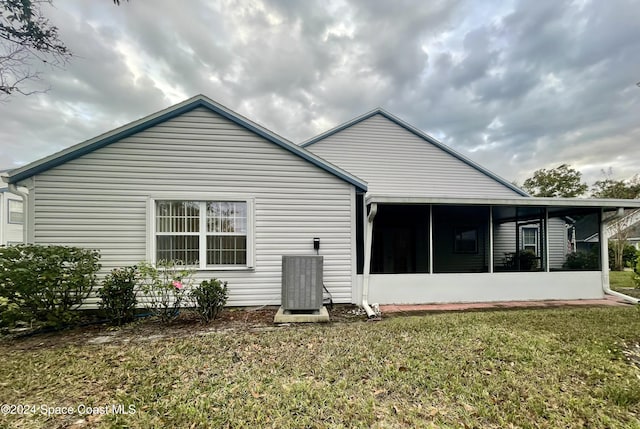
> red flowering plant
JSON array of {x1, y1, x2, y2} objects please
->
[{"x1": 138, "y1": 260, "x2": 194, "y2": 323}]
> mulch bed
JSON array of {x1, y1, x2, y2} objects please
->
[{"x1": 2, "y1": 304, "x2": 366, "y2": 350}]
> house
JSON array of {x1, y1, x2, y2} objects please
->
[
  {"x1": 626, "y1": 225, "x2": 640, "y2": 251},
  {"x1": 607, "y1": 209, "x2": 640, "y2": 251},
  {"x1": 1, "y1": 95, "x2": 366, "y2": 306},
  {"x1": 0, "y1": 186, "x2": 24, "y2": 246},
  {"x1": 2, "y1": 95, "x2": 640, "y2": 309},
  {"x1": 300, "y1": 108, "x2": 640, "y2": 310}
]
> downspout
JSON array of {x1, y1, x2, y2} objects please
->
[
  {"x1": 361, "y1": 202, "x2": 377, "y2": 318},
  {"x1": 7, "y1": 183, "x2": 28, "y2": 244},
  {"x1": 600, "y1": 208, "x2": 639, "y2": 304}
]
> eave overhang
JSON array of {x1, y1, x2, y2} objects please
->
[{"x1": 366, "y1": 195, "x2": 640, "y2": 211}]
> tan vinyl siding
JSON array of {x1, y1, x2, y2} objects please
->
[
  {"x1": 548, "y1": 217, "x2": 569, "y2": 270},
  {"x1": 31, "y1": 107, "x2": 355, "y2": 306},
  {"x1": 432, "y1": 206, "x2": 490, "y2": 273},
  {"x1": 493, "y1": 222, "x2": 517, "y2": 269},
  {"x1": 433, "y1": 223, "x2": 489, "y2": 273},
  {"x1": 307, "y1": 114, "x2": 522, "y2": 198},
  {"x1": 492, "y1": 218, "x2": 568, "y2": 269}
]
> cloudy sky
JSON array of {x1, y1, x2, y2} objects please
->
[{"x1": 1, "y1": 0, "x2": 639, "y2": 187}]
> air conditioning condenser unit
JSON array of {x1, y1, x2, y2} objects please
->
[{"x1": 281, "y1": 255, "x2": 323, "y2": 311}]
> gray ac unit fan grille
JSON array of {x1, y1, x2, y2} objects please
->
[{"x1": 281, "y1": 255, "x2": 323, "y2": 311}]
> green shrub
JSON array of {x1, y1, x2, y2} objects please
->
[
  {"x1": 0, "y1": 245, "x2": 101, "y2": 328},
  {"x1": 608, "y1": 242, "x2": 638, "y2": 271},
  {"x1": 0, "y1": 295, "x2": 22, "y2": 328},
  {"x1": 563, "y1": 250, "x2": 599, "y2": 270},
  {"x1": 518, "y1": 250, "x2": 539, "y2": 271},
  {"x1": 138, "y1": 260, "x2": 193, "y2": 324},
  {"x1": 190, "y1": 278, "x2": 228, "y2": 323},
  {"x1": 98, "y1": 266, "x2": 138, "y2": 325}
]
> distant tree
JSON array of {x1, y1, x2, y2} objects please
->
[
  {"x1": 1, "y1": 0, "x2": 125, "y2": 98},
  {"x1": 608, "y1": 214, "x2": 637, "y2": 271},
  {"x1": 522, "y1": 164, "x2": 588, "y2": 197},
  {"x1": 594, "y1": 170, "x2": 640, "y2": 271},
  {"x1": 0, "y1": 0, "x2": 71, "y2": 96},
  {"x1": 591, "y1": 170, "x2": 640, "y2": 199}
]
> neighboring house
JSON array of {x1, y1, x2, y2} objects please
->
[
  {"x1": 2, "y1": 95, "x2": 640, "y2": 307},
  {"x1": 608, "y1": 209, "x2": 640, "y2": 250},
  {"x1": 626, "y1": 225, "x2": 640, "y2": 251},
  {"x1": 582, "y1": 209, "x2": 640, "y2": 251},
  {"x1": 0, "y1": 187, "x2": 24, "y2": 246}
]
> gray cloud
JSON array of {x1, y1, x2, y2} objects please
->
[{"x1": 0, "y1": 0, "x2": 638, "y2": 188}]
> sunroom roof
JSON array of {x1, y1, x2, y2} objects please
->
[{"x1": 366, "y1": 195, "x2": 640, "y2": 211}]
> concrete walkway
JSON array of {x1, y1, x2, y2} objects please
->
[{"x1": 380, "y1": 295, "x2": 631, "y2": 314}]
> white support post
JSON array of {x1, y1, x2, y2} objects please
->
[
  {"x1": 545, "y1": 207, "x2": 550, "y2": 272},
  {"x1": 600, "y1": 208, "x2": 610, "y2": 290}
]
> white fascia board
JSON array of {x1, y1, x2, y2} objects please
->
[{"x1": 366, "y1": 195, "x2": 640, "y2": 209}]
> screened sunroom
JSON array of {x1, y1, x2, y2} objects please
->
[{"x1": 358, "y1": 196, "x2": 640, "y2": 305}]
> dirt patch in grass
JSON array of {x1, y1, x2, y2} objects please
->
[
  {"x1": 616, "y1": 288, "x2": 640, "y2": 299},
  {"x1": 621, "y1": 340, "x2": 640, "y2": 370}
]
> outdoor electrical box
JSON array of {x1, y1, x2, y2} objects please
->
[
  {"x1": 313, "y1": 237, "x2": 320, "y2": 251},
  {"x1": 281, "y1": 255, "x2": 323, "y2": 311}
]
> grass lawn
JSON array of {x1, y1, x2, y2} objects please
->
[
  {"x1": 2, "y1": 307, "x2": 640, "y2": 428},
  {"x1": 611, "y1": 270, "x2": 638, "y2": 290},
  {"x1": 610, "y1": 271, "x2": 640, "y2": 299}
]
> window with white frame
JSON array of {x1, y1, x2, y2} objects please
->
[
  {"x1": 522, "y1": 227, "x2": 538, "y2": 253},
  {"x1": 454, "y1": 227, "x2": 478, "y2": 253},
  {"x1": 8, "y1": 199, "x2": 23, "y2": 224},
  {"x1": 154, "y1": 200, "x2": 250, "y2": 268}
]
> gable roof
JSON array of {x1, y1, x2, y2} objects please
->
[
  {"x1": 301, "y1": 108, "x2": 527, "y2": 197},
  {"x1": 3, "y1": 95, "x2": 367, "y2": 192},
  {"x1": 609, "y1": 208, "x2": 640, "y2": 238}
]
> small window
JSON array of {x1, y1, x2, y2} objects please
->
[
  {"x1": 454, "y1": 227, "x2": 478, "y2": 253},
  {"x1": 8, "y1": 200, "x2": 23, "y2": 224},
  {"x1": 522, "y1": 227, "x2": 538, "y2": 254},
  {"x1": 154, "y1": 200, "x2": 250, "y2": 269},
  {"x1": 206, "y1": 201, "x2": 247, "y2": 266},
  {"x1": 156, "y1": 201, "x2": 200, "y2": 265}
]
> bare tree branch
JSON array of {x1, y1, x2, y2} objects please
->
[{"x1": 0, "y1": 0, "x2": 70, "y2": 98}]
